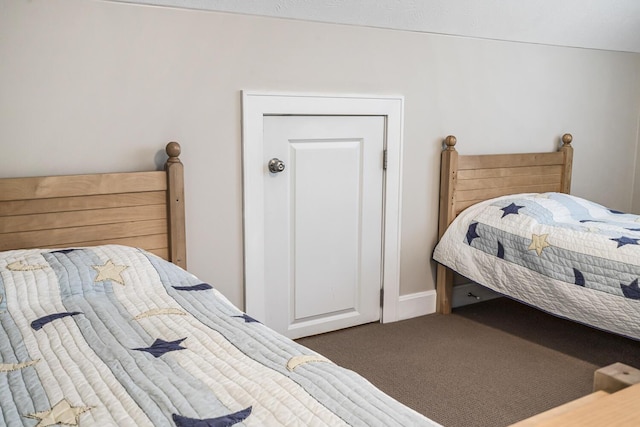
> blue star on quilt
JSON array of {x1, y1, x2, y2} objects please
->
[
  {"x1": 133, "y1": 338, "x2": 187, "y2": 358},
  {"x1": 172, "y1": 406, "x2": 252, "y2": 427},
  {"x1": 233, "y1": 314, "x2": 259, "y2": 323},
  {"x1": 573, "y1": 268, "x2": 585, "y2": 286},
  {"x1": 621, "y1": 279, "x2": 640, "y2": 299},
  {"x1": 611, "y1": 236, "x2": 640, "y2": 248},
  {"x1": 500, "y1": 203, "x2": 524, "y2": 218},
  {"x1": 466, "y1": 222, "x2": 480, "y2": 244}
]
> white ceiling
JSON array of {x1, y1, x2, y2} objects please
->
[{"x1": 110, "y1": 0, "x2": 640, "y2": 54}]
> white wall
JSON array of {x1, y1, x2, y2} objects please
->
[
  {"x1": 2, "y1": 0, "x2": 640, "y2": 310},
  {"x1": 109, "y1": 0, "x2": 640, "y2": 53}
]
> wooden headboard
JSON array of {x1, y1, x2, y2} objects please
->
[
  {"x1": 0, "y1": 142, "x2": 187, "y2": 269},
  {"x1": 436, "y1": 133, "x2": 574, "y2": 313}
]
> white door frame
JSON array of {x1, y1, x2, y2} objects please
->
[{"x1": 242, "y1": 91, "x2": 404, "y2": 324}]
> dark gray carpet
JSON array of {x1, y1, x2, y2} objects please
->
[{"x1": 296, "y1": 297, "x2": 640, "y2": 427}]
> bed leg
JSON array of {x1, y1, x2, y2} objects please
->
[{"x1": 436, "y1": 264, "x2": 453, "y2": 314}]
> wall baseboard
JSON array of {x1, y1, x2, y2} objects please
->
[
  {"x1": 393, "y1": 282, "x2": 501, "y2": 322},
  {"x1": 396, "y1": 290, "x2": 437, "y2": 321}
]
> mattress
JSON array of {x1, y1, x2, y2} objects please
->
[
  {"x1": 0, "y1": 245, "x2": 438, "y2": 426},
  {"x1": 433, "y1": 192, "x2": 640, "y2": 340}
]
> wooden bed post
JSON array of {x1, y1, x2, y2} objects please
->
[
  {"x1": 165, "y1": 142, "x2": 187, "y2": 269},
  {"x1": 559, "y1": 133, "x2": 573, "y2": 194},
  {"x1": 436, "y1": 135, "x2": 458, "y2": 314}
]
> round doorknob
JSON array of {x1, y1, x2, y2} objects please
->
[{"x1": 268, "y1": 158, "x2": 285, "y2": 173}]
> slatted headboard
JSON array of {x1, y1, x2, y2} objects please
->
[
  {"x1": 436, "y1": 134, "x2": 574, "y2": 313},
  {"x1": 0, "y1": 142, "x2": 186, "y2": 269}
]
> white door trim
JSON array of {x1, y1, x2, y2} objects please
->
[{"x1": 242, "y1": 91, "x2": 404, "y2": 324}]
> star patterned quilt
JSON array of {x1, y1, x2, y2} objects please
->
[
  {"x1": 0, "y1": 245, "x2": 438, "y2": 427},
  {"x1": 433, "y1": 192, "x2": 640, "y2": 340}
]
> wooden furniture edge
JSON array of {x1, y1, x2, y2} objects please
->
[
  {"x1": 510, "y1": 382, "x2": 640, "y2": 426},
  {"x1": 508, "y1": 390, "x2": 610, "y2": 427},
  {"x1": 435, "y1": 134, "x2": 574, "y2": 314},
  {"x1": 436, "y1": 135, "x2": 458, "y2": 313}
]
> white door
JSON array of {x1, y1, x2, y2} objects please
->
[{"x1": 263, "y1": 115, "x2": 385, "y2": 339}]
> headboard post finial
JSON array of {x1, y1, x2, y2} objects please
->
[
  {"x1": 166, "y1": 142, "x2": 182, "y2": 163},
  {"x1": 559, "y1": 133, "x2": 573, "y2": 195},
  {"x1": 444, "y1": 135, "x2": 457, "y2": 150},
  {"x1": 164, "y1": 141, "x2": 187, "y2": 269}
]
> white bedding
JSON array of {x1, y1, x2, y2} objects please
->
[
  {"x1": 433, "y1": 192, "x2": 640, "y2": 340},
  {"x1": 0, "y1": 245, "x2": 439, "y2": 426}
]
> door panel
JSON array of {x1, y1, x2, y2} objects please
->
[
  {"x1": 293, "y1": 140, "x2": 360, "y2": 319},
  {"x1": 263, "y1": 115, "x2": 385, "y2": 338}
]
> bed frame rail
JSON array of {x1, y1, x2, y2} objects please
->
[{"x1": 436, "y1": 134, "x2": 573, "y2": 313}]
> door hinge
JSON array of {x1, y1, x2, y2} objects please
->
[
  {"x1": 383, "y1": 149, "x2": 388, "y2": 170},
  {"x1": 380, "y1": 288, "x2": 384, "y2": 307}
]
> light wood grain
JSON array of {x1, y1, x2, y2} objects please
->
[
  {"x1": 457, "y1": 174, "x2": 562, "y2": 191},
  {"x1": 0, "y1": 219, "x2": 168, "y2": 251},
  {"x1": 0, "y1": 191, "x2": 166, "y2": 216},
  {"x1": 458, "y1": 151, "x2": 565, "y2": 170},
  {"x1": 509, "y1": 391, "x2": 609, "y2": 426},
  {"x1": 457, "y1": 165, "x2": 563, "y2": 180},
  {"x1": 511, "y1": 383, "x2": 640, "y2": 427},
  {"x1": 455, "y1": 184, "x2": 562, "y2": 202},
  {"x1": 0, "y1": 205, "x2": 167, "y2": 233},
  {"x1": 0, "y1": 171, "x2": 166, "y2": 201}
]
